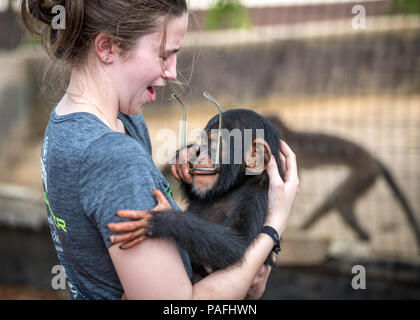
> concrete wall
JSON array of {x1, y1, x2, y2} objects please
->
[
  {"x1": 168, "y1": 27, "x2": 420, "y2": 106},
  {"x1": 0, "y1": 10, "x2": 23, "y2": 50},
  {"x1": 0, "y1": 51, "x2": 32, "y2": 171}
]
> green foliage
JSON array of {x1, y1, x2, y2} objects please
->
[
  {"x1": 389, "y1": 0, "x2": 420, "y2": 15},
  {"x1": 205, "y1": 0, "x2": 251, "y2": 30}
]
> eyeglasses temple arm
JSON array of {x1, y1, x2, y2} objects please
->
[
  {"x1": 203, "y1": 91, "x2": 223, "y2": 165},
  {"x1": 171, "y1": 93, "x2": 187, "y2": 149}
]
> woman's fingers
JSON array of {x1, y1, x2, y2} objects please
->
[
  {"x1": 280, "y1": 140, "x2": 299, "y2": 184},
  {"x1": 266, "y1": 155, "x2": 284, "y2": 187},
  {"x1": 271, "y1": 252, "x2": 277, "y2": 265},
  {"x1": 265, "y1": 141, "x2": 299, "y2": 231},
  {"x1": 279, "y1": 151, "x2": 286, "y2": 176},
  {"x1": 204, "y1": 265, "x2": 214, "y2": 274}
]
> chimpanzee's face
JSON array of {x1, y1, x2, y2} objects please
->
[{"x1": 190, "y1": 133, "x2": 220, "y2": 198}]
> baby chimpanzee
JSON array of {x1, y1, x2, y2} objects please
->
[{"x1": 109, "y1": 109, "x2": 284, "y2": 281}]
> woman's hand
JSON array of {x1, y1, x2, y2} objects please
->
[
  {"x1": 204, "y1": 252, "x2": 276, "y2": 300},
  {"x1": 244, "y1": 253, "x2": 276, "y2": 300},
  {"x1": 107, "y1": 189, "x2": 172, "y2": 250},
  {"x1": 265, "y1": 140, "x2": 299, "y2": 234}
]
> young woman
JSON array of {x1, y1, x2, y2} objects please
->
[{"x1": 21, "y1": 0, "x2": 299, "y2": 300}]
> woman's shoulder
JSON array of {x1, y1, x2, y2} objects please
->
[
  {"x1": 82, "y1": 132, "x2": 150, "y2": 165},
  {"x1": 45, "y1": 113, "x2": 149, "y2": 168}
]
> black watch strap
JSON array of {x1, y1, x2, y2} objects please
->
[{"x1": 261, "y1": 226, "x2": 281, "y2": 254}]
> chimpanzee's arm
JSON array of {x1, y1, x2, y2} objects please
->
[{"x1": 146, "y1": 210, "x2": 249, "y2": 271}]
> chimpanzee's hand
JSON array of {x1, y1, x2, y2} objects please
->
[
  {"x1": 107, "y1": 189, "x2": 172, "y2": 250},
  {"x1": 170, "y1": 145, "x2": 199, "y2": 185},
  {"x1": 265, "y1": 140, "x2": 299, "y2": 234}
]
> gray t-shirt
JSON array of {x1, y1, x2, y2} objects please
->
[{"x1": 41, "y1": 106, "x2": 192, "y2": 300}]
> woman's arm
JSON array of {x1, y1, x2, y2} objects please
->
[
  {"x1": 109, "y1": 238, "x2": 193, "y2": 299},
  {"x1": 109, "y1": 224, "x2": 280, "y2": 299},
  {"x1": 109, "y1": 141, "x2": 298, "y2": 300}
]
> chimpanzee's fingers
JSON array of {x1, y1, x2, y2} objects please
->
[
  {"x1": 171, "y1": 164, "x2": 181, "y2": 181},
  {"x1": 152, "y1": 189, "x2": 172, "y2": 211},
  {"x1": 266, "y1": 155, "x2": 284, "y2": 187},
  {"x1": 181, "y1": 164, "x2": 193, "y2": 184},
  {"x1": 110, "y1": 224, "x2": 148, "y2": 244},
  {"x1": 119, "y1": 235, "x2": 147, "y2": 250},
  {"x1": 177, "y1": 147, "x2": 193, "y2": 184},
  {"x1": 110, "y1": 232, "x2": 134, "y2": 244},
  {"x1": 175, "y1": 162, "x2": 185, "y2": 182},
  {"x1": 280, "y1": 140, "x2": 298, "y2": 183},
  {"x1": 115, "y1": 209, "x2": 150, "y2": 220},
  {"x1": 107, "y1": 219, "x2": 148, "y2": 233},
  {"x1": 117, "y1": 228, "x2": 148, "y2": 249}
]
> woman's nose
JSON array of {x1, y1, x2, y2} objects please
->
[{"x1": 162, "y1": 57, "x2": 177, "y2": 80}]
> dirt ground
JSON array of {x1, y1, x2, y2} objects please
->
[{"x1": 0, "y1": 285, "x2": 69, "y2": 300}]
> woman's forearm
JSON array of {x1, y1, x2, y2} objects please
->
[{"x1": 191, "y1": 232, "x2": 277, "y2": 300}]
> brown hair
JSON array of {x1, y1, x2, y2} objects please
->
[
  {"x1": 20, "y1": 0, "x2": 188, "y2": 65},
  {"x1": 20, "y1": 0, "x2": 188, "y2": 99}
]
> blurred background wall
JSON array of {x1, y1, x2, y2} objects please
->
[{"x1": 0, "y1": 0, "x2": 419, "y2": 299}]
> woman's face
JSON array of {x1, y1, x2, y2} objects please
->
[{"x1": 110, "y1": 14, "x2": 189, "y2": 115}]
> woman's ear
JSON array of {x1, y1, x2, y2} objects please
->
[
  {"x1": 245, "y1": 138, "x2": 272, "y2": 175},
  {"x1": 94, "y1": 33, "x2": 119, "y2": 64}
]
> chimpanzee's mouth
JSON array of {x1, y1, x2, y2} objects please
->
[{"x1": 189, "y1": 164, "x2": 219, "y2": 175}]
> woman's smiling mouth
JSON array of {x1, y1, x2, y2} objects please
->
[{"x1": 147, "y1": 86, "x2": 156, "y2": 102}]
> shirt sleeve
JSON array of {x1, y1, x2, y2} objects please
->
[{"x1": 79, "y1": 133, "x2": 159, "y2": 248}]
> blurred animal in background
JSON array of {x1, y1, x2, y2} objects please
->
[{"x1": 266, "y1": 115, "x2": 420, "y2": 254}]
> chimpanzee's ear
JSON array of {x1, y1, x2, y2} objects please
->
[{"x1": 245, "y1": 138, "x2": 272, "y2": 175}]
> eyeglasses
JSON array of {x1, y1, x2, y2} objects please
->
[{"x1": 171, "y1": 91, "x2": 223, "y2": 174}]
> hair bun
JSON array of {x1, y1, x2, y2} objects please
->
[{"x1": 28, "y1": 0, "x2": 64, "y2": 24}]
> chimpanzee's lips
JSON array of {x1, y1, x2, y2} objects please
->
[
  {"x1": 147, "y1": 86, "x2": 156, "y2": 102},
  {"x1": 190, "y1": 164, "x2": 219, "y2": 175}
]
